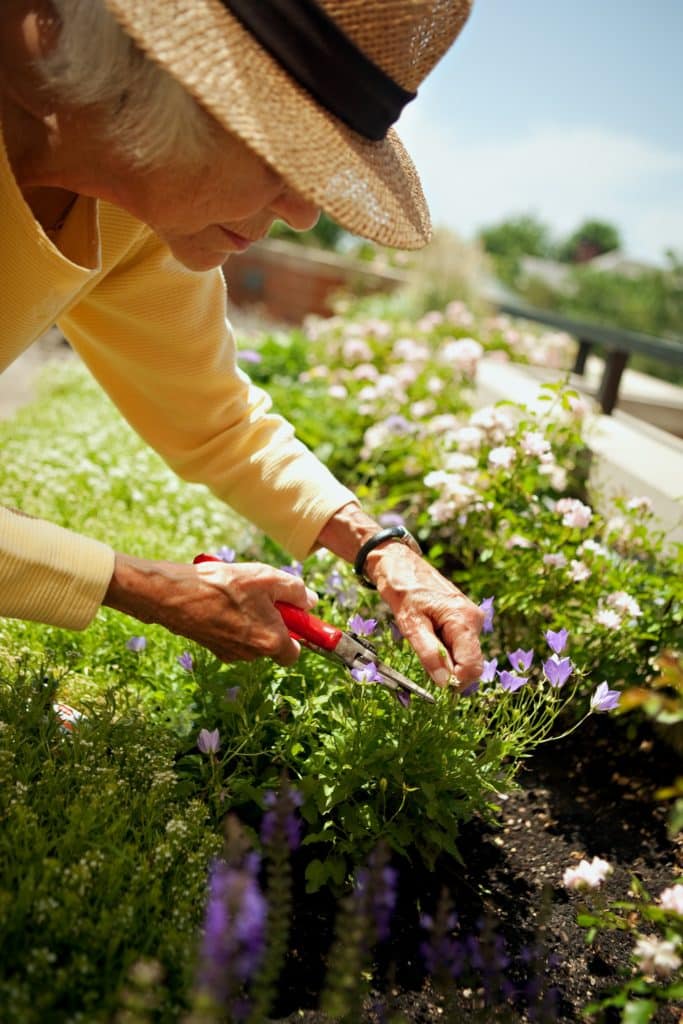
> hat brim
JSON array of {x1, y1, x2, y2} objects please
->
[{"x1": 105, "y1": 0, "x2": 431, "y2": 249}]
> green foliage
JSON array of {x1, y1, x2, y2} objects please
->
[
  {"x1": 575, "y1": 875, "x2": 683, "y2": 1022},
  {"x1": 268, "y1": 211, "x2": 350, "y2": 251},
  {"x1": 557, "y1": 218, "x2": 622, "y2": 263},
  {"x1": 478, "y1": 214, "x2": 554, "y2": 285},
  {"x1": 0, "y1": 660, "x2": 220, "y2": 1023}
]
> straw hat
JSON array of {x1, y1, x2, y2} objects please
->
[{"x1": 104, "y1": 0, "x2": 473, "y2": 249}]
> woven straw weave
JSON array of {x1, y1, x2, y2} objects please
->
[{"x1": 105, "y1": 0, "x2": 473, "y2": 249}]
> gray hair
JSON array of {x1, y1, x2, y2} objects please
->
[{"x1": 39, "y1": 0, "x2": 216, "y2": 167}]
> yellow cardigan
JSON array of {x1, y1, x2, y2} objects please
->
[{"x1": 0, "y1": 131, "x2": 355, "y2": 631}]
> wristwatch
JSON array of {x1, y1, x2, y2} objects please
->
[{"x1": 353, "y1": 525, "x2": 422, "y2": 589}]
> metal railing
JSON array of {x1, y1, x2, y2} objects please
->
[{"x1": 493, "y1": 298, "x2": 683, "y2": 415}]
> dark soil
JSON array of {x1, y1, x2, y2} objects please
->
[{"x1": 272, "y1": 715, "x2": 683, "y2": 1023}]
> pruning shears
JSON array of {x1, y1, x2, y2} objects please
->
[{"x1": 193, "y1": 553, "x2": 435, "y2": 704}]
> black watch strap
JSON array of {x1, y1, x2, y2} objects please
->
[{"x1": 353, "y1": 525, "x2": 421, "y2": 589}]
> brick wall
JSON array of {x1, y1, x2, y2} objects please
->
[{"x1": 223, "y1": 238, "x2": 410, "y2": 323}]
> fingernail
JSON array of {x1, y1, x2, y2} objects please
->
[
  {"x1": 432, "y1": 668, "x2": 450, "y2": 687},
  {"x1": 305, "y1": 588, "x2": 318, "y2": 607}
]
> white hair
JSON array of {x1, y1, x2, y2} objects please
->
[{"x1": 39, "y1": 0, "x2": 216, "y2": 167}]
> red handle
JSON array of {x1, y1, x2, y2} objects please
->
[{"x1": 193, "y1": 553, "x2": 342, "y2": 652}]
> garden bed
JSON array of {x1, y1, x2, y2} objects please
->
[
  {"x1": 271, "y1": 715, "x2": 681, "y2": 1023},
  {"x1": 1, "y1": 294, "x2": 681, "y2": 1024}
]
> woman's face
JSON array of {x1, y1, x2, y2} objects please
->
[
  {"x1": 107, "y1": 128, "x2": 321, "y2": 271},
  {"x1": 0, "y1": 2, "x2": 320, "y2": 271}
]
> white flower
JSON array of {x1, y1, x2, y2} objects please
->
[
  {"x1": 424, "y1": 470, "x2": 451, "y2": 489},
  {"x1": 562, "y1": 856, "x2": 613, "y2": 890},
  {"x1": 606, "y1": 591, "x2": 642, "y2": 619},
  {"x1": 445, "y1": 299, "x2": 474, "y2": 325},
  {"x1": 417, "y1": 310, "x2": 444, "y2": 332},
  {"x1": 393, "y1": 363, "x2": 421, "y2": 387},
  {"x1": 351, "y1": 362, "x2": 379, "y2": 381},
  {"x1": 392, "y1": 337, "x2": 430, "y2": 363},
  {"x1": 488, "y1": 445, "x2": 516, "y2": 470},
  {"x1": 626, "y1": 495, "x2": 654, "y2": 514},
  {"x1": 342, "y1": 338, "x2": 373, "y2": 364},
  {"x1": 543, "y1": 552, "x2": 567, "y2": 569},
  {"x1": 426, "y1": 375, "x2": 444, "y2": 394},
  {"x1": 659, "y1": 886, "x2": 683, "y2": 915},
  {"x1": 520, "y1": 431, "x2": 551, "y2": 458},
  {"x1": 578, "y1": 539, "x2": 609, "y2": 558},
  {"x1": 568, "y1": 560, "x2": 591, "y2": 582},
  {"x1": 633, "y1": 935, "x2": 682, "y2": 977},
  {"x1": 595, "y1": 608, "x2": 622, "y2": 630},
  {"x1": 443, "y1": 452, "x2": 478, "y2": 473},
  {"x1": 327, "y1": 384, "x2": 348, "y2": 399},
  {"x1": 539, "y1": 461, "x2": 568, "y2": 491},
  {"x1": 506, "y1": 534, "x2": 534, "y2": 550},
  {"x1": 470, "y1": 406, "x2": 515, "y2": 443},
  {"x1": 555, "y1": 498, "x2": 593, "y2": 529},
  {"x1": 438, "y1": 337, "x2": 484, "y2": 374},
  {"x1": 410, "y1": 399, "x2": 437, "y2": 420},
  {"x1": 453, "y1": 425, "x2": 485, "y2": 452}
]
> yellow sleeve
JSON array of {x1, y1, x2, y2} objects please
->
[
  {"x1": 58, "y1": 221, "x2": 357, "y2": 559},
  {"x1": 0, "y1": 506, "x2": 115, "y2": 629}
]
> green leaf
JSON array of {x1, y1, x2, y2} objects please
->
[
  {"x1": 304, "y1": 858, "x2": 327, "y2": 894},
  {"x1": 622, "y1": 999, "x2": 657, "y2": 1024}
]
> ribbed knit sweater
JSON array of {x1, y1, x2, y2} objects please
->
[{"x1": 0, "y1": 128, "x2": 355, "y2": 631}]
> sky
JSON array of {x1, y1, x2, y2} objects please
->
[{"x1": 398, "y1": 0, "x2": 683, "y2": 263}]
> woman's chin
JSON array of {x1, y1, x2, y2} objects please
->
[{"x1": 167, "y1": 240, "x2": 230, "y2": 272}]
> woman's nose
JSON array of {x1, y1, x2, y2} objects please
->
[{"x1": 270, "y1": 187, "x2": 320, "y2": 232}]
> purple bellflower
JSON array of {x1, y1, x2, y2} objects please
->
[
  {"x1": 237, "y1": 348, "x2": 262, "y2": 364},
  {"x1": 198, "y1": 728, "x2": 220, "y2": 755},
  {"x1": 590, "y1": 681, "x2": 621, "y2": 712},
  {"x1": 507, "y1": 648, "x2": 534, "y2": 673},
  {"x1": 348, "y1": 613, "x2": 378, "y2": 636},
  {"x1": 389, "y1": 620, "x2": 404, "y2": 645},
  {"x1": 215, "y1": 545, "x2": 236, "y2": 563},
  {"x1": 324, "y1": 569, "x2": 344, "y2": 594},
  {"x1": 480, "y1": 657, "x2": 498, "y2": 683},
  {"x1": 545, "y1": 627, "x2": 568, "y2": 654},
  {"x1": 281, "y1": 561, "x2": 303, "y2": 577},
  {"x1": 378, "y1": 511, "x2": 406, "y2": 528},
  {"x1": 543, "y1": 656, "x2": 573, "y2": 688},
  {"x1": 178, "y1": 651, "x2": 194, "y2": 672},
  {"x1": 480, "y1": 597, "x2": 495, "y2": 634},
  {"x1": 499, "y1": 670, "x2": 527, "y2": 693},
  {"x1": 125, "y1": 635, "x2": 146, "y2": 653},
  {"x1": 351, "y1": 662, "x2": 381, "y2": 684}
]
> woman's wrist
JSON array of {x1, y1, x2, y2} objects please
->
[{"x1": 315, "y1": 502, "x2": 420, "y2": 588}]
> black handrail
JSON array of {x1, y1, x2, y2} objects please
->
[{"x1": 493, "y1": 298, "x2": 683, "y2": 415}]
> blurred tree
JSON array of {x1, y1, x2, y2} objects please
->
[
  {"x1": 478, "y1": 214, "x2": 554, "y2": 286},
  {"x1": 269, "y1": 211, "x2": 350, "y2": 251},
  {"x1": 558, "y1": 219, "x2": 622, "y2": 263}
]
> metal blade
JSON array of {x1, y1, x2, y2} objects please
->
[{"x1": 374, "y1": 660, "x2": 436, "y2": 704}]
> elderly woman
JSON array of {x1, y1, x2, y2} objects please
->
[{"x1": 0, "y1": 0, "x2": 484, "y2": 690}]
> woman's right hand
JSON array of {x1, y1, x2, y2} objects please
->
[{"x1": 103, "y1": 552, "x2": 318, "y2": 665}]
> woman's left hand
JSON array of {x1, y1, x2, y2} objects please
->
[{"x1": 364, "y1": 543, "x2": 485, "y2": 690}]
